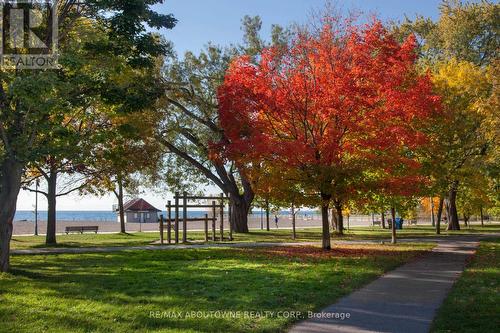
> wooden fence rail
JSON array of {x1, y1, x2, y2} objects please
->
[{"x1": 159, "y1": 192, "x2": 230, "y2": 244}]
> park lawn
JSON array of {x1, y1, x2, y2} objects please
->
[
  {"x1": 1, "y1": 243, "x2": 431, "y2": 333},
  {"x1": 431, "y1": 238, "x2": 500, "y2": 333},
  {"x1": 9, "y1": 224, "x2": 500, "y2": 250}
]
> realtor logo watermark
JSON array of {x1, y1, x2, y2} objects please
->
[{"x1": 0, "y1": 0, "x2": 58, "y2": 69}]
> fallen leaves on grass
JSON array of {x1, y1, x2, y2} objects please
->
[{"x1": 242, "y1": 245, "x2": 428, "y2": 262}]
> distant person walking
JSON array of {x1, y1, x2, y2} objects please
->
[{"x1": 275, "y1": 215, "x2": 279, "y2": 229}]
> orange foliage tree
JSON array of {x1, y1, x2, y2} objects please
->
[{"x1": 216, "y1": 19, "x2": 440, "y2": 249}]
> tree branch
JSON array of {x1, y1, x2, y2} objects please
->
[
  {"x1": 166, "y1": 98, "x2": 221, "y2": 134},
  {"x1": 158, "y1": 135, "x2": 226, "y2": 190}
]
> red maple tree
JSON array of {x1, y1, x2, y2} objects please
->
[{"x1": 217, "y1": 19, "x2": 440, "y2": 249}]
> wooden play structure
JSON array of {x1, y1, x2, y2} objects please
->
[{"x1": 159, "y1": 192, "x2": 232, "y2": 244}]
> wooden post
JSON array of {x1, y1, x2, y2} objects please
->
[
  {"x1": 174, "y1": 192, "x2": 179, "y2": 244},
  {"x1": 183, "y1": 191, "x2": 188, "y2": 243},
  {"x1": 212, "y1": 201, "x2": 216, "y2": 241},
  {"x1": 228, "y1": 194, "x2": 233, "y2": 241},
  {"x1": 220, "y1": 193, "x2": 224, "y2": 241},
  {"x1": 159, "y1": 214, "x2": 164, "y2": 245},
  {"x1": 167, "y1": 200, "x2": 172, "y2": 244},
  {"x1": 204, "y1": 214, "x2": 209, "y2": 242}
]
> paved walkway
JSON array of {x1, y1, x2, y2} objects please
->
[{"x1": 289, "y1": 236, "x2": 491, "y2": 333}]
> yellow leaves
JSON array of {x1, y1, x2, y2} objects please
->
[
  {"x1": 432, "y1": 59, "x2": 494, "y2": 125},
  {"x1": 432, "y1": 59, "x2": 489, "y2": 97},
  {"x1": 25, "y1": 168, "x2": 43, "y2": 179},
  {"x1": 420, "y1": 197, "x2": 440, "y2": 214}
]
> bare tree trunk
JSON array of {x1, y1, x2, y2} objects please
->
[
  {"x1": 229, "y1": 194, "x2": 251, "y2": 233},
  {"x1": 391, "y1": 206, "x2": 397, "y2": 244},
  {"x1": 46, "y1": 170, "x2": 57, "y2": 245},
  {"x1": 0, "y1": 158, "x2": 23, "y2": 272},
  {"x1": 436, "y1": 197, "x2": 444, "y2": 235},
  {"x1": 117, "y1": 176, "x2": 126, "y2": 233},
  {"x1": 480, "y1": 206, "x2": 484, "y2": 227},
  {"x1": 320, "y1": 193, "x2": 331, "y2": 250},
  {"x1": 430, "y1": 197, "x2": 435, "y2": 227},
  {"x1": 334, "y1": 200, "x2": 343, "y2": 236},
  {"x1": 381, "y1": 212, "x2": 386, "y2": 229},
  {"x1": 447, "y1": 182, "x2": 460, "y2": 231},
  {"x1": 331, "y1": 207, "x2": 338, "y2": 232},
  {"x1": 265, "y1": 198, "x2": 270, "y2": 231},
  {"x1": 291, "y1": 204, "x2": 296, "y2": 240}
]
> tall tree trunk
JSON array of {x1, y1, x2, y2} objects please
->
[
  {"x1": 320, "y1": 193, "x2": 331, "y2": 250},
  {"x1": 391, "y1": 206, "x2": 397, "y2": 244},
  {"x1": 265, "y1": 198, "x2": 270, "y2": 231},
  {"x1": 331, "y1": 207, "x2": 338, "y2": 231},
  {"x1": 480, "y1": 206, "x2": 484, "y2": 227},
  {"x1": 117, "y1": 176, "x2": 126, "y2": 233},
  {"x1": 436, "y1": 197, "x2": 444, "y2": 235},
  {"x1": 229, "y1": 194, "x2": 251, "y2": 233},
  {"x1": 334, "y1": 200, "x2": 343, "y2": 236},
  {"x1": 0, "y1": 158, "x2": 23, "y2": 272},
  {"x1": 381, "y1": 212, "x2": 386, "y2": 229},
  {"x1": 447, "y1": 182, "x2": 460, "y2": 231},
  {"x1": 45, "y1": 170, "x2": 57, "y2": 245},
  {"x1": 430, "y1": 197, "x2": 435, "y2": 227}
]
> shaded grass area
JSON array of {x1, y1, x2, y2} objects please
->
[
  {"x1": 10, "y1": 224, "x2": 500, "y2": 250},
  {"x1": 11, "y1": 232, "x2": 161, "y2": 250},
  {"x1": 0, "y1": 243, "x2": 431, "y2": 333},
  {"x1": 431, "y1": 238, "x2": 500, "y2": 333}
]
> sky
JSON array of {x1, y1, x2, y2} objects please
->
[{"x1": 17, "y1": 0, "x2": 446, "y2": 212}]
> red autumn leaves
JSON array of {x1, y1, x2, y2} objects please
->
[{"x1": 216, "y1": 20, "x2": 440, "y2": 203}]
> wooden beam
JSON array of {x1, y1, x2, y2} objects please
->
[
  {"x1": 174, "y1": 193, "x2": 179, "y2": 244},
  {"x1": 182, "y1": 191, "x2": 187, "y2": 243},
  {"x1": 167, "y1": 201, "x2": 172, "y2": 244}
]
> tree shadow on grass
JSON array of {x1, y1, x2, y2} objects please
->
[{"x1": 5, "y1": 247, "x2": 423, "y2": 332}]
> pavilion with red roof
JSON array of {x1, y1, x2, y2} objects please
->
[{"x1": 118, "y1": 198, "x2": 161, "y2": 223}]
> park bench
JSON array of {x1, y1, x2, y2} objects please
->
[
  {"x1": 372, "y1": 220, "x2": 381, "y2": 227},
  {"x1": 65, "y1": 226, "x2": 99, "y2": 234},
  {"x1": 408, "y1": 219, "x2": 417, "y2": 225}
]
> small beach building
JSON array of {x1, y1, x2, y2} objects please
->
[{"x1": 118, "y1": 198, "x2": 161, "y2": 223}]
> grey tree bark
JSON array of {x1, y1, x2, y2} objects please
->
[
  {"x1": 447, "y1": 182, "x2": 461, "y2": 231},
  {"x1": 320, "y1": 193, "x2": 332, "y2": 250},
  {"x1": 0, "y1": 158, "x2": 23, "y2": 272},
  {"x1": 436, "y1": 197, "x2": 444, "y2": 235},
  {"x1": 334, "y1": 199, "x2": 343, "y2": 236},
  {"x1": 45, "y1": 169, "x2": 57, "y2": 245},
  {"x1": 391, "y1": 206, "x2": 397, "y2": 244}
]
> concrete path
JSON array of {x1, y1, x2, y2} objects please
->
[{"x1": 289, "y1": 236, "x2": 487, "y2": 333}]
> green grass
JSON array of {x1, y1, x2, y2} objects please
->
[
  {"x1": 431, "y1": 238, "x2": 500, "y2": 333},
  {"x1": 1, "y1": 243, "x2": 431, "y2": 333},
  {"x1": 10, "y1": 224, "x2": 500, "y2": 251}
]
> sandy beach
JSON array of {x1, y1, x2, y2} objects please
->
[{"x1": 12, "y1": 214, "x2": 435, "y2": 236}]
